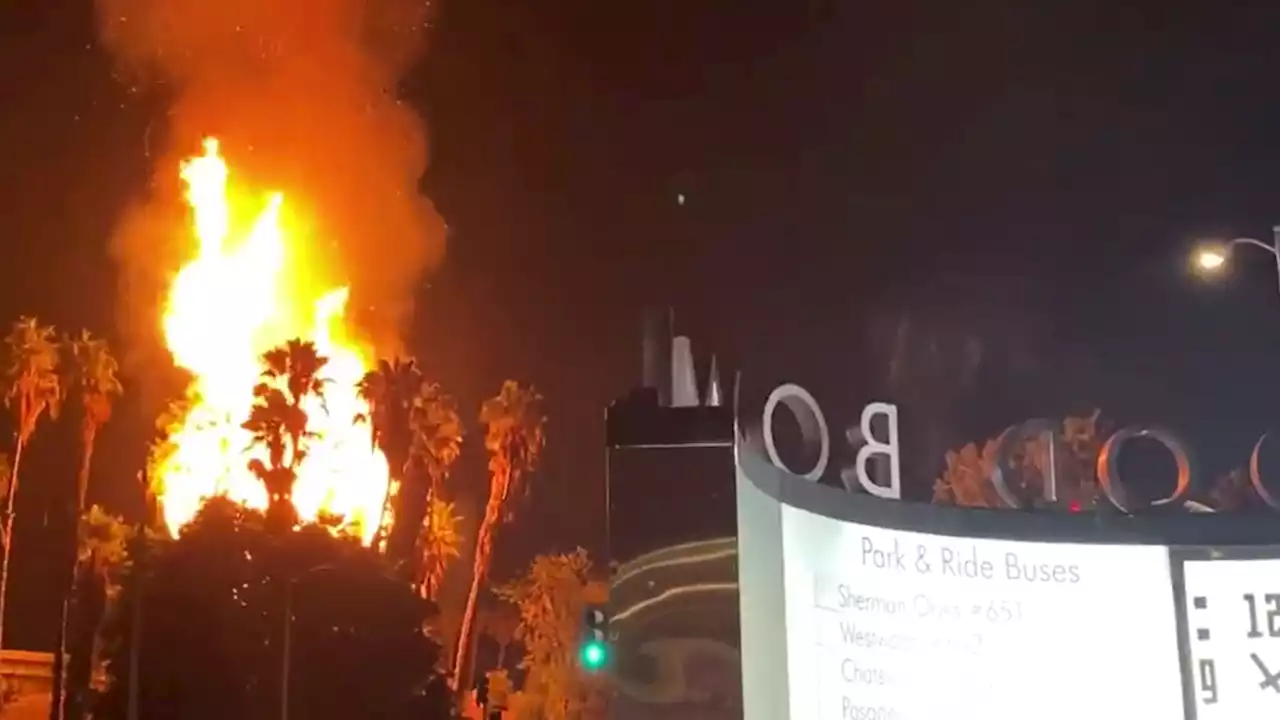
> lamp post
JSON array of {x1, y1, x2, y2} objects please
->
[
  {"x1": 127, "y1": 470, "x2": 155, "y2": 720},
  {"x1": 1194, "y1": 226, "x2": 1280, "y2": 295},
  {"x1": 279, "y1": 562, "x2": 412, "y2": 720},
  {"x1": 125, "y1": 526, "x2": 145, "y2": 720},
  {"x1": 280, "y1": 563, "x2": 339, "y2": 720}
]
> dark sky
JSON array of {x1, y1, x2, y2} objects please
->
[{"x1": 6, "y1": 0, "x2": 1280, "y2": 647}]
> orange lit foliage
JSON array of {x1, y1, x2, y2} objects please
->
[
  {"x1": 494, "y1": 549, "x2": 608, "y2": 720},
  {"x1": 934, "y1": 412, "x2": 1267, "y2": 512},
  {"x1": 932, "y1": 412, "x2": 1102, "y2": 509}
]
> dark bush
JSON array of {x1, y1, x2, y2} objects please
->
[{"x1": 94, "y1": 497, "x2": 456, "y2": 719}]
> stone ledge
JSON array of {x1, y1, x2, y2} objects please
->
[{"x1": 1, "y1": 650, "x2": 53, "y2": 719}]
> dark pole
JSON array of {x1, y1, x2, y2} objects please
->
[
  {"x1": 280, "y1": 579, "x2": 293, "y2": 720},
  {"x1": 49, "y1": 487, "x2": 79, "y2": 720},
  {"x1": 50, "y1": 596, "x2": 69, "y2": 720},
  {"x1": 280, "y1": 564, "x2": 338, "y2": 720},
  {"x1": 125, "y1": 533, "x2": 143, "y2": 720},
  {"x1": 127, "y1": 472, "x2": 152, "y2": 720},
  {"x1": 1272, "y1": 225, "x2": 1280, "y2": 296},
  {"x1": 49, "y1": 577, "x2": 71, "y2": 720}
]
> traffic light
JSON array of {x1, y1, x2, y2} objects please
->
[{"x1": 580, "y1": 605, "x2": 609, "y2": 671}]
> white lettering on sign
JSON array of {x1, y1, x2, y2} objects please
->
[
  {"x1": 759, "y1": 383, "x2": 902, "y2": 499},
  {"x1": 852, "y1": 402, "x2": 900, "y2": 500},
  {"x1": 756, "y1": 383, "x2": 1280, "y2": 513},
  {"x1": 762, "y1": 384, "x2": 831, "y2": 482}
]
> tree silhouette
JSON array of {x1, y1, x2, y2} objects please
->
[
  {"x1": 357, "y1": 357, "x2": 421, "y2": 552},
  {"x1": 359, "y1": 361, "x2": 464, "y2": 585},
  {"x1": 94, "y1": 498, "x2": 455, "y2": 720},
  {"x1": 68, "y1": 330, "x2": 124, "y2": 510},
  {"x1": 406, "y1": 382, "x2": 464, "y2": 589},
  {"x1": 65, "y1": 506, "x2": 134, "y2": 717},
  {"x1": 0, "y1": 316, "x2": 62, "y2": 652},
  {"x1": 54, "y1": 330, "x2": 125, "y2": 718},
  {"x1": 243, "y1": 339, "x2": 329, "y2": 532},
  {"x1": 454, "y1": 381, "x2": 546, "y2": 693},
  {"x1": 412, "y1": 382, "x2": 465, "y2": 500},
  {"x1": 418, "y1": 497, "x2": 463, "y2": 602}
]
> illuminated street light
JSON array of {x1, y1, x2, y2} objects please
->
[
  {"x1": 1196, "y1": 248, "x2": 1227, "y2": 271},
  {"x1": 1192, "y1": 227, "x2": 1280, "y2": 294}
]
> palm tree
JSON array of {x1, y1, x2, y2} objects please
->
[
  {"x1": 453, "y1": 380, "x2": 546, "y2": 692},
  {"x1": 357, "y1": 357, "x2": 421, "y2": 551},
  {"x1": 53, "y1": 330, "x2": 124, "y2": 719},
  {"x1": 413, "y1": 382, "x2": 465, "y2": 497},
  {"x1": 0, "y1": 316, "x2": 63, "y2": 652},
  {"x1": 243, "y1": 339, "x2": 328, "y2": 532},
  {"x1": 67, "y1": 331, "x2": 124, "y2": 509},
  {"x1": 395, "y1": 382, "x2": 464, "y2": 581},
  {"x1": 417, "y1": 497, "x2": 463, "y2": 602},
  {"x1": 65, "y1": 506, "x2": 133, "y2": 717}
]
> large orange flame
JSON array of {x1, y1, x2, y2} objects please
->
[{"x1": 154, "y1": 138, "x2": 389, "y2": 543}]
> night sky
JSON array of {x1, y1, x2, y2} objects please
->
[{"x1": 5, "y1": 0, "x2": 1280, "y2": 648}]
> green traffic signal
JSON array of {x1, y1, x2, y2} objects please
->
[{"x1": 580, "y1": 639, "x2": 608, "y2": 670}]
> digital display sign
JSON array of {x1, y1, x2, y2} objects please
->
[{"x1": 1176, "y1": 551, "x2": 1280, "y2": 719}]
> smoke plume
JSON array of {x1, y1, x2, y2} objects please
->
[{"x1": 95, "y1": 0, "x2": 445, "y2": 374}]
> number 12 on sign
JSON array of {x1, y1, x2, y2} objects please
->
[
  {"x1": 1243, "y1": 593, "x2": 1280, "y2": 638},
  {"x1": 1179, "y1": 559, "x2": 1280, "y2": 718}
]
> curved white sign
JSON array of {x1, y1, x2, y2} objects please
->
[
  {"x1": 735, "y1": 445, "x2": 1280, "y2": 720},
  {"x1": 755, "y1": 382, "x2": 1280, "y2": 512}
]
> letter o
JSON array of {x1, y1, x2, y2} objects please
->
[
  {"x1": 1248, "y1": 433, "x2": 1280, "y2": 510},
  {"x1": 762, "y1": 383, "x2": 830, "y2": 482},
  {"x1": 990, "y1": 419, "x2": 1059, "y2": 509},
  {"x1": 1096, "y1": 426, "x2": 1193, "y2": 513}
]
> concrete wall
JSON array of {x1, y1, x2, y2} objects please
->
[{"x1": 1, "y1": 650, "x2": 53, "y2": 719}]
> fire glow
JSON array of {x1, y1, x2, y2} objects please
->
[{"x1": 153, "y1": 138, "x2": 390, "y2": 542}]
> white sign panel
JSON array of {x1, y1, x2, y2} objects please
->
[
  {"x1": 1181, "y1": 557, "x2": 1280, "y2": 718},
  {"x1": 778, "y1": 505, "x2": 1186, "y2": 720}
]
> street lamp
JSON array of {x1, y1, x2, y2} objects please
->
[
  {"x1": 1193, "y1": 227, "x2": 1280, "y2": 295},
  {"x1": 1196, "y1": 248, "x2": 1227, "y2": 270},
  {"x1": 279, "y1": 563, "x2": 409, "y2": 720},
  {"x1": 280, "y1": 563, "x2": 339, "y2": 720}
]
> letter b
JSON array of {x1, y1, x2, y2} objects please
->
[{"x1": 848, "y1": 402, "x2": 901, "y2": 500}]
